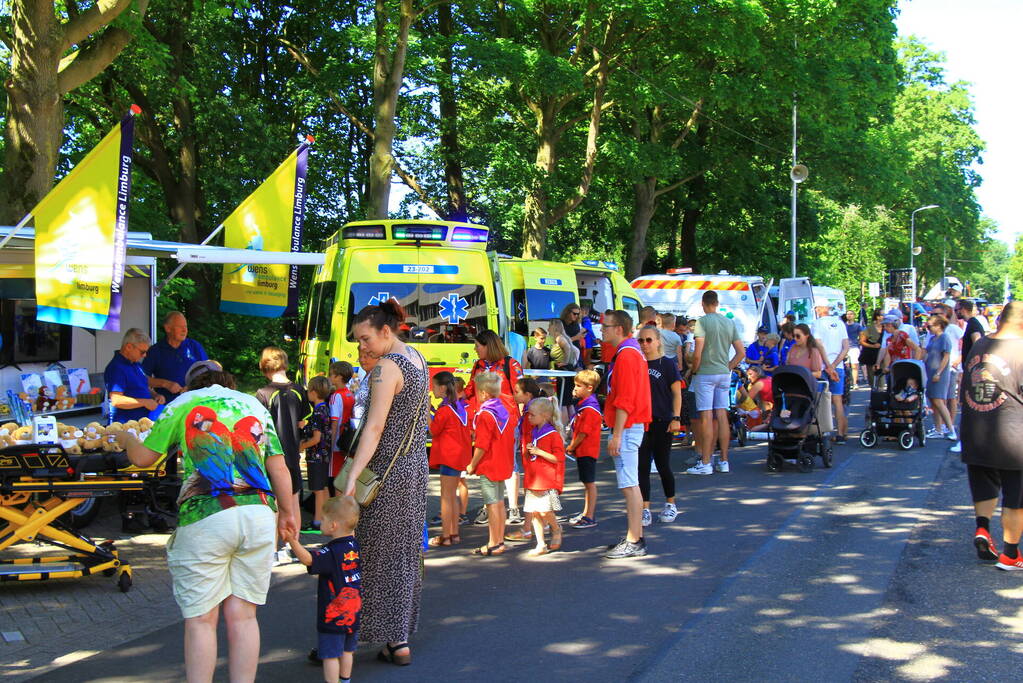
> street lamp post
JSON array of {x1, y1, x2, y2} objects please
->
[{"x1": 909, "y1": 204, "x2": 939, "y2": 272}]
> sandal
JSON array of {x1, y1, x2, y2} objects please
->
[
  {"x1": 472, "y1": 543, "x2": 506, "y2": 556},
  {"x1": 427, "y1": 535, "x2": 452, "y2": 547},
  {"x1": 549, "y1": 530, "x2": 563, "y2": 551},
  {"x1": 504, "y1": 529, "x2": 533, "y2": 543},
  {"x1": 377, "y1": 642, "x2": 411, "y2": 666}
]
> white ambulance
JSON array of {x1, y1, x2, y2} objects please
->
[{"x1": 630, "y1": 270, "x2": 776, "y2": 344}]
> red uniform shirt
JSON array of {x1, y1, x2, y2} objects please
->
[
  {"x1": 472, "y1": 399, "x2": 515, "y2": 481},
  {"x1": 464, "y1": 356, "x2": 522, "y2": 411},
  {"x1": 604, "y1": 339, "x2": 652, "y2": 428},
  {"x1": 429, "y1": 402, "x2": 472, "y2": 471},
  {"x1": 329, "y1": 387, "x2": 356, "y2": 476},
  {"x1": 571, "y1": 396, "x2": 603, "y2": 459},
  {"x1": 523, "y1": 425, "x2": 566, "y2": 493}
]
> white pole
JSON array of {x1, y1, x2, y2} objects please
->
[
  {"x1": 790, "y1": 98, "x2": 798, "y2": 279},
  {"x1": 0, "y1": 212, "x2": 33, "y2": 251},
  {"x1": 155, "y1": 224, "x2": 225, "y2": 296}
]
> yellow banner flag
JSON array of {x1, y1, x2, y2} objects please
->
[
  {"x1": 33, "y1": 109, "x2": 136, "y2": 330},
  {"x1": 220, "y1": 142, "x2": 310, "y2": 317}
]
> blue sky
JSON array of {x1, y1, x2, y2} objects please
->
[{"x1": 897, "y1": 0, "x2": 1021, "y2": 247}]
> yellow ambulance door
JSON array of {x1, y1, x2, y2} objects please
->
[
  {"x1": 611, "y1": 271, "x2": 643, "y2": 326},
  {"x1": 301, "y1": 244, "x2": 341, "y2": 379},
  {"x1": 519, "y1": 262, "x2": 577, "y2": 322}
]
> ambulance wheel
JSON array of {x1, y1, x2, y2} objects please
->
[
  {"x1": 66, "y1": 498, "x2": 102, "y2": 529},
  {"x1": 898, "y1": 431, "x2": 915, "y2": 450},
  {"x1": 118, "y1": 572, "x2": 132, "y2": 593},
  {"x1": 859, "y1": 430, "x2": 877, "y2": 449},
  {"x1": 798, "y1": 456, "x2": 814, "y2": 473}
]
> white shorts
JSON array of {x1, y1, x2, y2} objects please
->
[
  {"x1": 693, "y1": 373, "x2": 731, "y2": 412},
  {"x1": 166, "y1": 504, "x2": 277, "y2": 618},
  {"x1": 523, "y1": 489, "x2": 562, "y2": 513},
  {"x1": 848, "y1": 347, "x2": 860, "y2": 364}
]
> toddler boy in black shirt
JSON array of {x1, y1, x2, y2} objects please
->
[{"x1": 287, "y1": 495, "x2": 362, "y2": 683}]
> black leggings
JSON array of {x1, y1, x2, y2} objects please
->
[{"x1": 639, "y1": 420, "x2": 676, "y2": 502}]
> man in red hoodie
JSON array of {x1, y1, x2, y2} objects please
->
[{"x1": 601, "y1": 310, "x2": 652, "y2": 559}]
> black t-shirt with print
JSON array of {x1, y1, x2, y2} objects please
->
[
  {"x1": 310, "y1": 535, "x2": 363, "y2": 634},
  {"x1": 647, "y1": 356, "x2": 682, "y2": 421},
  {"x1": 960, "y1": 337, "x2": 1023, "y2": 470}
]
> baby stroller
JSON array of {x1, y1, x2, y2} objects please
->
[
  {"x1": 859, "y1": 359, "x2": 927, "y2": 450},
  {"x1": 766, "y1": 365, "x2": 833, "y2": 472}
]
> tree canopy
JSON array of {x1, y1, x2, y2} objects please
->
[{"x1": 0, "y1": 0, "x2": 1000, "y2": 381}]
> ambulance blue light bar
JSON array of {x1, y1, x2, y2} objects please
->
[
  {"x1": 393, "y1": 224, "x2": 448, "y2": 241},
  {"x1": 341, "y1": 225, "x2": 386, "y2": 240},
  {"x1": 451, "y1": 226, "x2": 489, "y2": 243}
]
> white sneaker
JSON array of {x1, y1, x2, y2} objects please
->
[
  {"x1": 926, "y1": 428, "x2": 942, "y2": 439},
  {"x1": 715, "y1": 460, "x2": 730, "y2": 473},
  {"x1": 950, "y1": 441, "x2": 962, "y2": 453},
  {"x1": 946, "y1": 428, "x2": 958, "y2": 441},
  {"x1": 641, "y1": 508, "x2": 652, "y2": 527},
  {"x1": 659, "y1": 503, "x2": 678, "y2": 523},
  {"x1": 685, "y1": 462, "x2": 713, "y2": 476}
]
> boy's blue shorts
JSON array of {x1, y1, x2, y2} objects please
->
[{"x1": 318, "y1": 630, "x2": 358, "y2": 658}]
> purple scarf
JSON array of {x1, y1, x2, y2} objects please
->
[
  {"x1": 607, "y1": 337, "x2": 642, "y2": 387},
  {"x1": 479, "y1": 397, "x2": 510, "y2": 433},
  {"x1": 443, "y1": 398, "x2": 467, "y2": 425}
]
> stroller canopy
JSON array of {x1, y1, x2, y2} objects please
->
[
  {"x1": 890, "y1": 358, "x2": 927, "y2": 391},
  {"x1": 771, "y1": 365, "x2": 820, "y2": 402}
]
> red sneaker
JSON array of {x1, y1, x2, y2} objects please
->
[
  {"x1": 995, "y1": 553, "x2": 1023, "y2": 571},
  {"x1": 974, "y1": 528, "x2": 998, "y2": 561}
]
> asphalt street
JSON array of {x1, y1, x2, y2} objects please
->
[{"x1": 37, "y1": 389, "x2": 1021, "y2": 682}]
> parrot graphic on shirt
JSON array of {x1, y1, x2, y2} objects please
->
[
  {"x1": 230, "y1": 415, "x2": 272, "y2": 493},
  {"x1": 183, "y1": 405, "x2": 236, "y2": 498}
]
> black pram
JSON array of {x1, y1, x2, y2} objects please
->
[
  {"x1": 859, "y1": 359, "x2": 927, "y2": 450},
  {"x1": 766, "y1": 365, "x2": 833, "y2": 472}
]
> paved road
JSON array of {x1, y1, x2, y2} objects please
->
[{"x1": 15, "y1": 390, "x2": 1023, "y2": 681}]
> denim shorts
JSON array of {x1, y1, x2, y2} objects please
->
[
  {"x1": 612, "y1": 424, "x2": 643, "y2": 489},
  {"x1": 437, "y1": 464, "x2": 461, "y2": 477},
  {"x1": 317, "y1": 630, "x2": 358, "y2": 658},
  {"x1": 827, "y1": 366, "x2": 846, "y2": 395},
  {"x1": 693, "y1": 373, "x2": 730, "y2": 411}
]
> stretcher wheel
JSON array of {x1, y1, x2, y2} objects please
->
[
  {"x1": 66, "y1": 498, "x2": 102, "y2": 529},
  {"x1": 798, "y1": 456, "x2": 814, "y2": 473},
  {"x1": 898, "y1": 431, "x2": 915, "y2": 450},
  {"x1": 118, "y1": 572, "x2": 132, "y2": 593},
  {"x1": 859, "y1": 430, "x2": 877, "y2": 448}
]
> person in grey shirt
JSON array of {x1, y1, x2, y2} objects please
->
[
  {"x1": 658, "y1": 313, "x2": 683, "y2": 363},
  {"x1": 686, "y1": 291, "x2": 744, "y2": 475}
]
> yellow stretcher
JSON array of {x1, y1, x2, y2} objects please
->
[{"x1": 0, "y1": 444, "x2": 168, "y2": 592}]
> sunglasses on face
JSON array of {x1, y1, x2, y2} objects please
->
[{"x1": 638, "y1": 337, "x2": 656, "y2": 343}]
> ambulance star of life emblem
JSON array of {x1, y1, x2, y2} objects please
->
[{"x1": 439, "y1": 293, "x2": 469, "y2": 324}]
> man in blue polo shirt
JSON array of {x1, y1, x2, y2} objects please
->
[
  {"x1": 105, "y1": 328, "x2": 164, "y2": 423},
  {"x1": 143, "y1": 311, "x2": 209, "y2": 404}
]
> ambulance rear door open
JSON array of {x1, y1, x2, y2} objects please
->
[{"x1": 778, "y1": 277, "x2": 816, "y2": 325}]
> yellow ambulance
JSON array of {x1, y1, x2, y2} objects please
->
[{"x1": 299, "y1": 220, "x2": 641, "y2": 379}]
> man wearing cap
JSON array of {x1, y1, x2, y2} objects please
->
[
  {"x1": 143, "y1": 311, "x2": 209, "y2": 404},
  {"x1": 811, "y1": 297, "x2": 850, "y2": 442},
  {"x1": 116, "y1": 359, "x2": 297, "y2": 681}
]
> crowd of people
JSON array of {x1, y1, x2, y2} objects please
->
[{"x1": 101, "y1": 290, "x2": 1023, "y2": 682}]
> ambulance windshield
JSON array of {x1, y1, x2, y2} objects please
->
[{"x1": 346, "y1": 282, "x2": 489, "y2": 343}]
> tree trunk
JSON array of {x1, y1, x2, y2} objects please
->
[
  {"x1": 1, "y1": 0, "x2": 144, "y2": 223},
  {"x1": 2, "y1": 2, "x2": 62, "y2": 223},
  {"x1": 367, "y1": 0, "x2": 414, "y2": 219},
  {"x1": 626, "y1": 178, "x2": 657, "y2": 280},
  {"x1": 521, "y1": 109, "x2": 558, "y2": 258},
  {"x1": 679, "y1": 174, "x2": 707, "y2": 271},
  {"x1": 437, "y1": 2, "x2": 466, "y2": 219}
]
